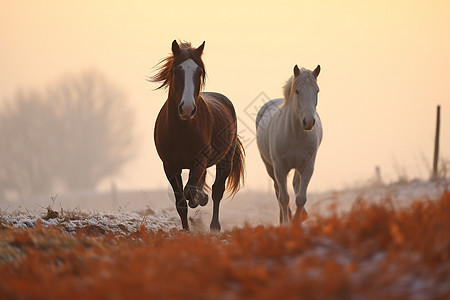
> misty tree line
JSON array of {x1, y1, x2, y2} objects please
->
[{"x1": 0, "y1": 71, "x2": 135, "y2": 199}]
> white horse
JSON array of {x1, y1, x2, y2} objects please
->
[{"x1": 256, "y1": 65, "x2": 322, "y2": 225}]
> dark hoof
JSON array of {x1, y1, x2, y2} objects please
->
[
  {"x1": 188, "y1": 199, "x2": 199, "y2": 208},
  {"x1": 198, "y1": 192, "x2": 208, "y2": 206},
  {"x1": 181, "y1": 220, "x2": 190, "y2": 231},
  {"x1": 210, "y1": 222, "x2": 221, "y2": 232},
  {"x1": 185, "y1": 186, "x2": 198, "y2": 208}
]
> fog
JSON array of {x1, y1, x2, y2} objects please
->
[{"x1": 1, "y1": 1, "x2": 449, "y2": 205}]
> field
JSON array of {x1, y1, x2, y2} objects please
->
[{"x1": 1, "y1": 180, "x2": 449, "y2": 299}]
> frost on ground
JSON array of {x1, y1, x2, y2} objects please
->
[
  {"x1": 306, "y1": 178, "x2": 450, "y2": 216},
  {"x1": 0, "y1": 179, "x2": 448, "y2": 234},
  {"x1": 1, "y1": 208, "x2": 181, "y2": 235}
]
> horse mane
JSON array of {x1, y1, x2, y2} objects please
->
[
  {"x1": 150, "y1": 41, "x2": 206, "y2": 90},
  {"x1": 282, "y1": 68, "x2": 319, "y2": 106}
]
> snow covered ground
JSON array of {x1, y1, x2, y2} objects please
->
[{"x1": 1, "y1": 179, "x2": 448, "y2": 234}]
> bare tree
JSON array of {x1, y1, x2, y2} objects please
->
[
  {"x1": 49, "y1": 71, "x2": 135, "y2": 190},
  {"x1": 0, "y1": 91, "x2": 58, "y2": 197},
  {"x1": 0, "y1": 71, "x2": 135, "y2": 198}
]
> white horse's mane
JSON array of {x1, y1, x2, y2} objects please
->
[{"x1": 282, "y1": 68, "x2": 319, "y2": 106}]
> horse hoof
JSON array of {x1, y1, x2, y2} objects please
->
[
  {"x1": 198, "y1": 193, "x2": 208, "y2": 206},
  {"x1": 293, "y1": 208, "x2": 308, "y2": 223},
  {"x1": 210, "y1": 221, "x2": 221, "y2": 232},
  {"x1": 188, "y1": 199, "x2": 199, "y2": 209}
]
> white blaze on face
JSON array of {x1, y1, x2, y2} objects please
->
[{"x1": 179, "y1": 58, "x2": 198, "y2": 118}]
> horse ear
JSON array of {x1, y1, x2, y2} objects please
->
[
  {"x1": 196, "y1": 41, "x2": 205, "y2": 56},
  {"x1": 294, "y1": 65, "x2": 300, "y2": 77},
  {"x1": 172, "y1": 40, "x2": 181, "y2": 56},
  {"x1": 312, "y1": 65, "x2": 321, "y2": 78}
]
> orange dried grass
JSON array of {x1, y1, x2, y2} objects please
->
[{"x1": 0, "y1": 191, "x2": 449, "y2": 299}]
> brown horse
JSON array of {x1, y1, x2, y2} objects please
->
[{"x1": 151, "y1": 40, "x2": 245, "y2": 231}]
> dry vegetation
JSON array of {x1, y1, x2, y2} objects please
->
[{"x1": 1, "y1": 191, "x2": 449, "y2": 300}]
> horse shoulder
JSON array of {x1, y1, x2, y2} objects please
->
[
  {"x1": 154, "y1": 102, "x2": 169, "y2": 146},
  {"x1": 257, "y1": 99, "x2": 284, "y2": 147}
]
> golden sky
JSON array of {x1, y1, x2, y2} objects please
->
[{"x1": 1, "y1": 0, "x2": 449, "y2": 192}]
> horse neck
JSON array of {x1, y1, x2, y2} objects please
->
[{"x1": 165, "y1": 93, "x2": 180, "y2": 122}]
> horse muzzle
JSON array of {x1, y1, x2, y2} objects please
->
[
  {"x1": 302, "y1": 118, "x2": 315, "y2": 131},
  {"x1": 178, "y1": 102, "x2": 197, "y2": 120}
]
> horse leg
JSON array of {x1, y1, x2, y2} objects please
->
[
  {"x1": 164, "y1": 166, "x2": 189, "y2": 231},
  {"x1": 198, "y1": 172, "x2": 209, "y2": 206},
  {"x1": 210, "y1": 153, "x2": 233, "y2": 231},
  {"x1": 262, "y1": 159, "x2": 276, "y2": 189},
  {"x1": 293, "y1": 164, "x2": 313, "y2": 223},
  {"x1": 262, "y1": 159, "x2": 287, "y2": 222},
  {"x1": 185, "y1": 165, "x2": 206, "y2": 209},
  {"x1": 274, "y1": 165, "x2": 290, "y2": 226}
]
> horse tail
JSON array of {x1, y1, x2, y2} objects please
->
[{"x1": 226, "y1": 135, "x2": 245, "y2": 197}]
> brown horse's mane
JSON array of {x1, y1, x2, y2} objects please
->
[{"x1": 150, "y1": 42, "x2": 206, "y2": 91}]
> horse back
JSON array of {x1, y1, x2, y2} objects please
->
[
  {"x1": 201, "y1": 92, "x2": 237, "y2": 122},
  {"x1": 256, "y1": 98, "x2": 283, "y2": 130}
]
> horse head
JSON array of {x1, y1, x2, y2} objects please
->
[
  {"x1": 291, "y1": 65, "x2": 320, "y2": 131},
  {"x1": 171, "y1": 40, "x2": 205, "y2": 120}
]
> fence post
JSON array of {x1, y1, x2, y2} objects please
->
[{"x1": 432, "y1": 105, "x2": 441, "y2": 180}]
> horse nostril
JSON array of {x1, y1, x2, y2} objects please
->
[
  {"x1": 191, "y1": 105, "x2": 197, "y2": 116},
  {"x1": 178, "y1": 103, "x2": 184, "y2": 115},
  {"x1": 302, "y1": 118, "x2": 315, "y2": 130}
]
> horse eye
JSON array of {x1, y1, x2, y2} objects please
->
[{"x1": 295, "y1": 90, "x2": 299, "y2": 95}]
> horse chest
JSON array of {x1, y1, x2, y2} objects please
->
[
  {"x1": 162, "y1": 126, "x2": 231, "y2": 170},
  {"x1": 156, "y1": 123, "x2": 205, "y2": 159},
  {"x1": 271, "y1": 132, "x2": 317, "y2": 166}
]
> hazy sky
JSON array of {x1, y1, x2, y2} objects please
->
[{"x1": 1, "y1": 0, "x2": 449, "y2": 193}]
